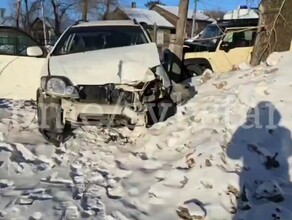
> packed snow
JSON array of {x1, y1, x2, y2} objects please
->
[{"x1": 0, "y1": 51, "x2": 292, "y2": 220}]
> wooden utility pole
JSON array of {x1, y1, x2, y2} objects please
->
[
  {"x1": 82, "y1": 0, "x2": 88, "y2": 20},
  {"x1": 251, "y1": 0, "x2": 292, "y2": 66},
  {"x1": 173, "y1": 0, "x2": 189, "y2": 60},
  {"x1": 191, "y1": 0, "x2": 198, "y2": 38},
  {"x1": 16, "y1": 0, "x2": 21, "y2": 28}
]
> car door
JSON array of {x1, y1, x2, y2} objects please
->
[
  {"x1": 213, "y1": 27, "x2": 257, "y2": 72},
  {"x1": 0, "y1": 27, "x2": 46, "y2": 101}
]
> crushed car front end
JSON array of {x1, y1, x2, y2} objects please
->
[
  {"x1": 37, "y1": 21, "x2": 176, "y2": 144},
  {"x1": 39, "y1": 65, "x2": 172, "y2": 129}
]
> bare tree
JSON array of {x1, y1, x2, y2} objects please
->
[
  {"x1": 144, "y1": 0, "x2": 165, "y2": 9},
  {"x1": 24, "y1": 0, "x2": 30, "y2": 31},
  {"x1": 204, "y1": 10, "x2": 225, "y2": 20},
  {"x1": 22, "y1": 0, "x2": 41, "y2": 32},
  {"x1": 16, "y1": 0, "x2": 21, "y2": 28},
  {"x1": 50, "y1": 0, "x2": 77, "y2": 36},
  {"x1": 6, "y1": 0, "x2": 41, "y2": 30},
  {"x1": 75, "y1": 0, "x2": 118, "y2": 20},
  {"x1": 251, "y1": 0, "x2": 292, "y2": 65}
]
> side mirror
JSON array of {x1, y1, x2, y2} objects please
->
[
  {"x1": 220, "y1": 42, "x2": 232, "y2": 53},
  {"x1": 27, "y1": 46, "x2": 43, "y2": 57}
]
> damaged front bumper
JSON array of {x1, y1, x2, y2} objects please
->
[{"x1": 62, "y1": 99, "x2": 147, "y2": 127}]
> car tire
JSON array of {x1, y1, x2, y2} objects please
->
[
  {"x1": 187, "y1": 64, "x2": 204, "y2": 76},
  {"x1": 37, "y1": 90, "x2": 64, "y2": 146}
]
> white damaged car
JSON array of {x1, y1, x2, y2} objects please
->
[{"x1": 35, "y1": 20, "x2": 176, "y2": 144}]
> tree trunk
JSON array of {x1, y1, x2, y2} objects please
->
[
  {"x1": 82, "y1": 0, "x2": 88, "y2": 20},
  {"x1": 102, "y1": 0, "x2": 111, "y2": 20},
  {"x1": 24, "y1": 0, "x2": 30, "y2": 33},
  {"x1": 251, "y1": 0, "x2": 292, "y2": 66},
  {"x1": 51, "y1": 0, "x2": 61, "y2": 36},
  {"x1": 16, "y1": 0, "x2": 21, "y2": 28},
  {"x1": 172, "y1": 0, "x2": 189, "y2": 60}
]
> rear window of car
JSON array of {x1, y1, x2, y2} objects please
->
[{"x1": 52, "y1": 25, "x2": 149, "y2": 56}]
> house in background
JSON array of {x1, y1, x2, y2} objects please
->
[
  {"x1": 108, "y1": 3, "x2": 175, "y2": 51},
  {"x1": 150, "y1": 4, "x2": 214, "y2": 37},
  {"x1": 30, "y1": 17, "x2": 55, "y2": 45},
  {"x1": 30, "y1": 17, "x2": 74, "y2": 45}
]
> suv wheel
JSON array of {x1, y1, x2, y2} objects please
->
[
  {"x1": 37, "y1": 90, "x2": 64, "y2": 146},
  {"x1": 187, "y1": 64, "x2": 205, "y2": 76}
]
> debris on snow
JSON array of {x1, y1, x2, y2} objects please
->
[
  {"x1": 41, "y1": 171, "x2": 73, "y2": 185},
  {"x1": 212, "y1": 81, "x2": 227, "y2": 89},
  {"x1": 177, "y1": 200, "x2": 206, "y2": 220},
  {"x1": 266, "y1": 52, "x2": 283, "y2": 67},
  {"x1": 64, "y1": 205, "x2": 80, "y2": 220},
  {"x1": 0, "y1": 179, "x2": 14, "y2": 188},
  {"x1": 30, "y1": 212, "x2": 42, "y2": 220},
  {"x1": 200, "y1": 69, "x2": 214, "y2": 83},
  {"x1": 238, "y1": 63, "x2": 252, "y2": 70},
  {"x1": 14, "y1": 143, "x2": 36, "y2": 161}
]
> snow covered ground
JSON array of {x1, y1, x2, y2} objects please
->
[{"x1": 0, "y1": 51, "x2": 292, "y2": 220}]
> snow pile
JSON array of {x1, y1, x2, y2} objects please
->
[
  {"x1": 108, "y1": 51, "x2": 292, "y2": 220},
  {"x1": 0, "y1": 51, "x2": 292, "y2": 220}
]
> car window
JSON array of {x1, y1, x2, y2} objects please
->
[
  {"x1": 0, "y1": 28, "x2": 40, "y2": 56},
  {"x1": 222, "y1": 29, "x2": 257, "y2": 48},
  {"x1": 199, "y1": 25, "x2": 222, "y2": 39},
  {"x1": 53, "y1": 25, "x2": 148, "y2": 56}
]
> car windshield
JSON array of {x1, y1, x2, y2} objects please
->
[
  {"x1": 52, "y1": 25, "x2": 148, "y2": 55},
  {"x1": 199, "y1": 25, "x2": 222, "y2": 39}
]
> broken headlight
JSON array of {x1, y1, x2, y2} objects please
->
[{"x1": 43, "y1": 76, "x2": 79, "y2": 98}]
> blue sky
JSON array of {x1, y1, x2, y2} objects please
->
[
  {"x1": 126, "y1": 0, "x2": 259, "y2": 11},
  {"x1": 0, "y1": 0, "x2": 260, "y2": 14},
  {"x1": 0, "y1": 1, "x2": 8, "y2": 9}
]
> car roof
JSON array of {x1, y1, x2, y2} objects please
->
[
  {"x1": 73, "y1": 20, "x2": 139, "y2": 28},
  {"x1": 214, "y1": 18, "x2": 259, "y2": 28}
]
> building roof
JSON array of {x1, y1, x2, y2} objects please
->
[
  {"x1": 74, "y1": 20, "x2": 137, "y2": 27},
  {"x1": 31, "y1": 17, "x2": 75, "y2": 32},
  {"x1": 120, "y1": 7, "x2": 174, "y2": 28},
  {"x1": 156, "y1": 4, "x2": 215, "y2": 22},
  {"x1": 223, "y1": 8, "x2": 259, "y2": 20}
]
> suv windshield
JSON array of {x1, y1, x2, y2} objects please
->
[
  {"x1": 199, "y1": 25, "x2": 222, "y2": 39},
  {"x1": 52, "y1": 25, "x2": 148, "y2": 55}
]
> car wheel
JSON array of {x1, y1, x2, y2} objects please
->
[
  {"x1": 37, "y1": 90, "x2": 64, "y2": 146},
  {"x1": 187, "y1": 64, "x2": 204, "y2": 76}
]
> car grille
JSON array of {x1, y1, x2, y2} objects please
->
[{"x1": 78, "y1": 85, "x2": 135, "y2": 105}]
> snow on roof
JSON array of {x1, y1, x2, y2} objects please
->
[
  {"x1": 156, "y1": 4, "x2": 215, "y2": 22},
  {"x1": 121, "y1": 7, "x2": 174, "y2": 28},
  {"x1": 223, "y1": 8, "x2": 259, "y2": 20}
]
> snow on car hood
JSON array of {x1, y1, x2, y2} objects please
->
[{"x1": 49, "y1": 43, "x2": 161, "y2": 86}]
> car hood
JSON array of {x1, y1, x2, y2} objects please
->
[
  {"x1": 184, "y1": 41, "x2": 215, "y2": 52},
  {"x1": 48, "y1": 43, "x2": 162, "y2": 86}
]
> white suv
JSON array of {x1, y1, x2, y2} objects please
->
[{"x1": 33, "y1": 20, "x2": 175, "y2": 144}]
